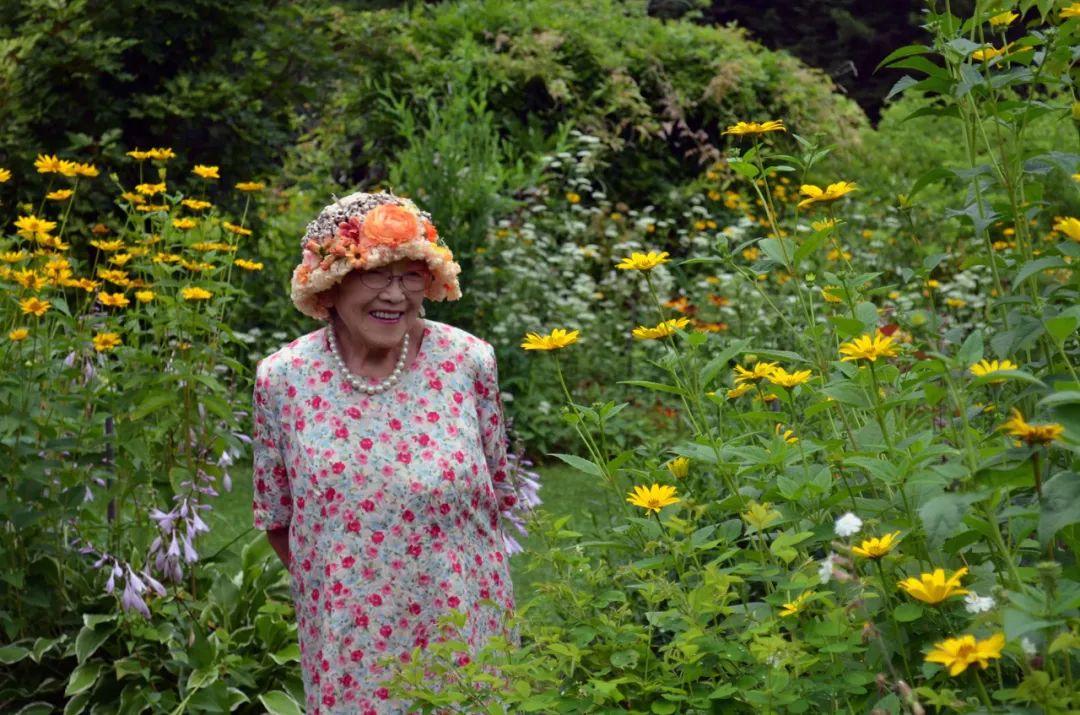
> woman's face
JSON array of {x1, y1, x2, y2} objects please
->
[{"x1": 326, "y1": 259, "x2": 429, "y2": 348}]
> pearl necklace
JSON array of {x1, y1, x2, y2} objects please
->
[{"x1": 326, "y1": 325, "x2": 410, "y2": 396}]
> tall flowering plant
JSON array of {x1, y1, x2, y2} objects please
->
[{"x1": 0, "y1": 150, "x2": 298, "y2": 710}]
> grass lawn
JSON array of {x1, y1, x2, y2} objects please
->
[{"x1": 203, "y1": 462, "x2": 611, "y2": 598}]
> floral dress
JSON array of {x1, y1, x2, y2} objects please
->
[{"x1": 251, "y1": 319, "x2": 519, "y2": 714}]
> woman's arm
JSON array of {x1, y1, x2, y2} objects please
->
[{"x1": 266, "y1": 527, "x2": 290, "y2": 569}]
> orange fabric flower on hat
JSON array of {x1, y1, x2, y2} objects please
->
[
  {"x1": 361, "y1": 204, "x2": 421, "y2": 247},
  {"x1": 423, "y1": 219, "x2": 438, "y2": 243}
]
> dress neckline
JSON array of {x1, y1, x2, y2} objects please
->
[{"x1": 321, "y1": 319, "x2": 429, "y2": 385}]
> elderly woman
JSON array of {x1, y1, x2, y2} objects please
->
[{"x1": 251, "y1": 192, "x2": 519, "y2": 714}]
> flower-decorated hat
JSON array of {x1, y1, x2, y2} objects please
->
[{"x1": 290, "y1": 191, "x2": 462, "y2": 320}]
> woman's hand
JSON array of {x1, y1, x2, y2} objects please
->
[{"x1": 266, "y1": 527, "x2": 291, "y2": 570}]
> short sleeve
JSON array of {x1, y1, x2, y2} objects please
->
[
  {"x1": 474, "y1": 342, "x2": 516, "y2": 527},
  {"x1": 251, "y1": 361, "x2": 293, "y2": 531}
]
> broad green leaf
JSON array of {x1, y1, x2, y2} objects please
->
[
  {"x1": 187, "y1": 666, "x2": 218, "y2": 690},
  {"x1": 269, "y1": 643, "x2": 300, "y2": 664},
  {"x1": 876, "y1": 44, "x2": 933, "y2": 72},
  {"x1": 769, "y1": 530, "x2": 814, "y2": 564},
  {"x1": 919, "y1": 493, "x2": 980, "y2": 549},
  {"x1": 75, "y1": 623, "x2": 114, "y2": 664},
  {"x1": 0, "y1": 645, "x2": 29, "y2": 664},
  {"x1": 759, "y1": 238, "x2": 796, "y2": 267},
  {"x1": 65, "y1": 661, "x2": 103, "y2": 697},
  {"x1": 699, "y1": 339, "x2": 749, "y2": 387},
  {"x1": 894, "y1": 603, "x2": 924, "y2": 622},
  {"x1": 1045, "y1": 315, "x2": 1079, "y2": 343},
  {"x1": 956, "y1": 331, "x2": 983, "y2": 366},
  {"x1": 1038, "y1": 472, "x2": 1080, "y2": 544},
  {"x1": 1015, "y1": 256, "x2": 1067, "y2": 285},
  {"x1": 258, "y1": 691, "x2": 304, "y2": 715}
]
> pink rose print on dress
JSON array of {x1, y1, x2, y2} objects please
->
[{"x1": 252, "y1": 320, "x2": 519, "y2": 714}]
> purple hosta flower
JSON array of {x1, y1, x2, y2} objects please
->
[
  {"x1": 216, "y1": 448, "x2": 240, "y2": 492},
  {"x1": 80, "y1": 540, "x2": 164, "y2": 620},
  {"x1": 147, "y1": 490, "x2": 212, "y2": 582},
  {"x1": 499, "y1": 450, "x2": 543, "y2": 556}
]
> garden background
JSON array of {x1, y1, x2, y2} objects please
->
[{"x1": 1, "y1": 0, "x2": 1079, "y2": 712}]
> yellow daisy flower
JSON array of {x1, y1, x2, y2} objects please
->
[
  {"x1": 999, "y1": 408, "x2": 1063, "y2": 446},
  {"x1": 19, "y1": 296, "x2": 51, "y2": 317},
  {"x1": 925, "y1": 633, "x2": 1005, "y2": 676},
  {"x1": 92, "y1": 332, "x2": 122, "y2": 352},
  {"x1": 521, "y1": 328, "x2": 580, "y2": 351},
  {"x1": 897, "y1": 567, "x2": 969, "y2": 605},
  {"x1": 797, "y1": 181, "x2": 857, "y2": 210},
  {"x1": 779, "y1": 591, "x2": 812, "y2": 617},
  {"x1": 181, "y1": 286, "x2": 213, "y2": 301},
  {"x1": 851, "y1": 532, "x2": 902, "y2": 559},
  {"x1": 632, "y1": 317, "x2": 690, "y2": 340},
  {"x1": 722, "y1": 119, "x2": 786, "y2": 136},
  {"x1": 615, "y1": 251, "x2": 670, "y2": 271},
  {"x1": 838, "y1": 331, "x2": 899, "y2": 363},
  {"x1": 626, "y1": 483, "x2": 680, "y2": 513},
  {"x1": 969, "y1": 359, "x2": 1018, "y2": 383},
  {"x1": 766, "y1": 366, "x2": 813, "y2": 388},
  {"x1": 97, "y1": 291, "x2": 130, "y2": 308}
]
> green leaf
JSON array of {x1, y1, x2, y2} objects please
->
[
  {"x1": 0, "y1": 645, "x2": 29, "y2": 664},
  {"x1": 699, "y1": 338, "x2": 749, "y2": 387},
  {"x1": 822, "y1": 381, "x2": 870, "y2": 408},
  {"x1": 1038, "y1": 472, "x2": 1080, "y2": 545},
  {"x1": 187, "y1": 666, "x2": 218, "y2": 690},
  {"x1": 876, "y1": 44, "x2": 934, "y2": 72},
  {"x1": 894, "y1": 603, "x2": 924, "y2": 622},
  {"x1": 610, "y1": 649, "x2": 639, "y2": 668},
  {"x1": 15, "y1": 703, "x2": 53, "y2": 715},
  {"x1": 269, "y1": 643, "x2": 300, "y2": 664},
  {"x1": 759, "y1": 238, "x2": 796, "y2": 267},
  {"x1": 1015, "y1": 256, "x2": 1067, "y2": 285},
  {"x1": 919, "y1": 493, "x2": 980, "y2": 549},
  {"x1": 829, "y1": 316, "x2": 864, "y2": 338},
  {"x1": 75, "y1": 623, "x2": 114, "y2": 664},
  {"x1": 1045, "y1": 315, "x2": 1079, "y2": 343},
  {"x1": 547, "y1": 453, "x2": 602, "y2": 477},
  {"x1": 769, "y1": 530, "x2": 814, "y2": 564},
  {"x1": 258, "y1": 691, "x2": 304, "y2": 715},
  {"x1": 128, "y1": 391, "x2": 180, "y2": 421},
  {"x1": 794, "y1": 229, "x2": 831, "y2": 263},
  {"x1": 956, "y1": 331, "x2": 983, "y2": 366},
  {"x1": 617, "y1": 380, "x2": 685, "y2": 396},
  {"x1": 65, "y1": 661, "x2": 103, "y2": 697},
  {"x1": 887, "y1": 55, "x2": 948, "y2": 80},
  {"x1": 1039, "y1": 391, "x2": 1080, "y2": 408},
  {"x1": 64, "y1": 692, "x2": 91, "y2": 715}
]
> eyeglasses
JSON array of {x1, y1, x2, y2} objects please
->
[{"x1": 357, "y1": 270, "x2": 431, "y2": 292}]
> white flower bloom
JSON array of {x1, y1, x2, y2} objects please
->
[
  {"x1": 1021, "y1": 637, "x2": 1037, "y2": 656},
  {"x1": 834, "y1": 512, "x2": 863, "y2": 537},
  {"x1": 963, "y1": 592, "x2": 995, "y2": 614},
  {"x1": 818, "y1": 552, "x2": 838, "y2": 584}
]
